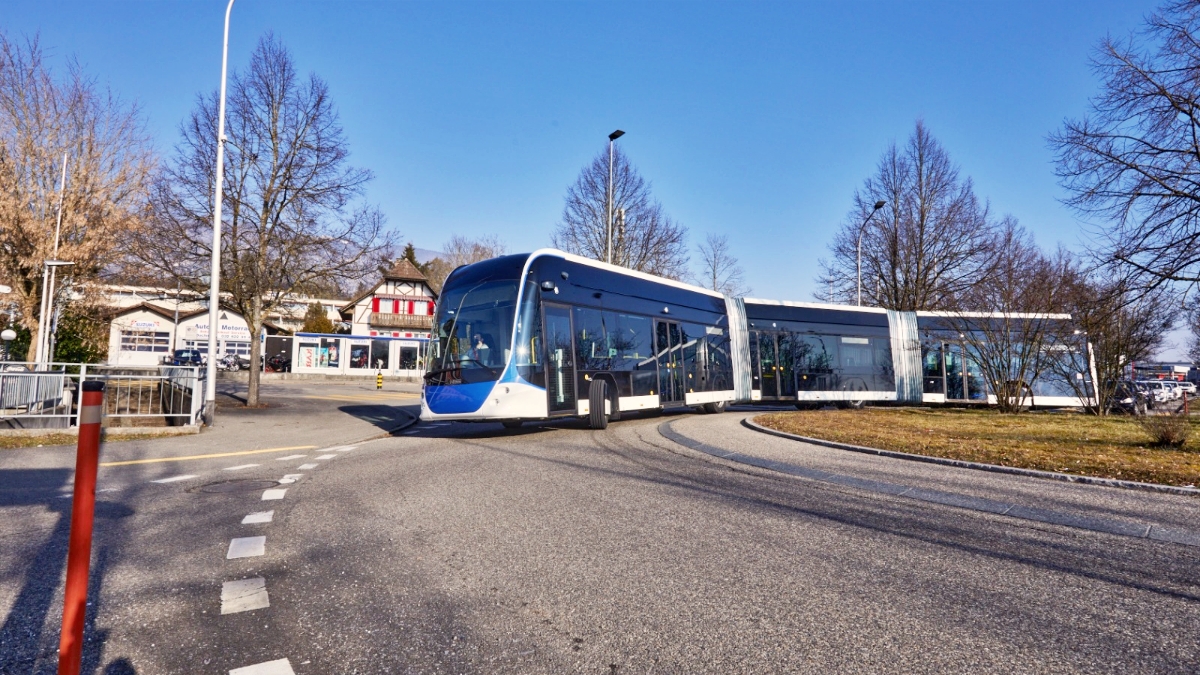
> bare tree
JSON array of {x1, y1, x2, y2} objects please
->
[
  {"x1": 695, "y1": 233, "x2": 750, "y2": 296},
  {"x1": 942, "y1": 224, "x2": 1074, "y2": 413},
  {"x1": 419, "y1": 234, "x2": 507, "y2": 293},
  {"x1": 1053, "y1": 1, "x2": 1200, "y2": 289},
  {"x1": 552, "y1": 145, "x2": 688, "y2": 280},
  {"x1": 130, "y1": 35, "x2": 393, "y2": 405},
  {"x1": 1052, "y1": 270, "x2": 1175, "y2": 415},
  {"x1": 0, "y1": 33, "x2": 154, "y2": 360},
  {"x1": 817, "y1": 121, "x2": 996, "y2": 310}
]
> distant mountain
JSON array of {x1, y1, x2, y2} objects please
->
[{"x1": 413, "y1": 247, "x2": 444, "y2": 264}]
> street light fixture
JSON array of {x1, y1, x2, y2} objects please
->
[
  {"x1": 856, "y1": 200, "x2": 887, "y2": 307},
  {"x1": 205, "y1": 0, "x2": 236, "y2": 426},
  {"x1": 607, "y1": 129, "x2": 625, "y2": 265},
  {"x1": 1, "y1": 328, "x2": 15, "y2": 362}
]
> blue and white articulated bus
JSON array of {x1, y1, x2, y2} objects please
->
[{"x1": 420, "y1": 249, "x2": 1094, "y2": 428}]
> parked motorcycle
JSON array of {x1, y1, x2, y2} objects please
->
[
  {"x1": 218, "y1": 353, "x2": 250, "y2": 371},
  {"x1": 265, "y1": 351, "x2": 291, "y2": 373}
]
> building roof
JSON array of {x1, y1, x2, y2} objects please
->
[
  {"x1": 383, "y1": 258, "x2": 428, "y2": 282},
  {"x1": 340, "y1": 259, "x2": 438, "y2": 314}
]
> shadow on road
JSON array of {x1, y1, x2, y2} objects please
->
[
  {"x1": 0, "y1": 468, "x2": 135, "y2": 674},
  {"x1": 339, "y1": 403, "x2": 416, "y2": 433}
]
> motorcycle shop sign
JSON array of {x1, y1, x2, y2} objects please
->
[{"x1": 181, "y1": 314, "x2": 251, "y2": 341}]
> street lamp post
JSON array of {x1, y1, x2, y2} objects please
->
[
  {"x1": 205, "y1": 0, "x2": 236, "y2": 427},
  {"x1": 34, "y1": 154, "x2": 69, "y2": 367},
  {"x1": 606, "y1": 129, "x2": 624, "y2": 265},
  {"x1": 856, "y1": 200, "x2": 887, "y2": 307},
  {"x1": 34, "y1": 260, "x2": 74, "y2": 366}
]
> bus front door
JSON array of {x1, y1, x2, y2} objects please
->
[{"x1": 543, "y1": 305, "x2": 577, "y2": 414}]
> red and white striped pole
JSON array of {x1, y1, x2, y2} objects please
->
[{"x1": 58, "y1": 380, "x2": 105, "y2": 675}]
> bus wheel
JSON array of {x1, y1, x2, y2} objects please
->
[
  {"x1": 702, "y1": 401, "x2": 726, "y2": 414},
  {"x1": 840, "y1": 399, "x2": 866, "y2": 410},
  {"x1": 502, "y1": 420, "x2": 523, "y2": 429},
  {"x1": 589, "y1": 380, "x2": 609, "y2": 430}
]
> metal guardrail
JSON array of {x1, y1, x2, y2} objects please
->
[{"x1": 0, "y1": 363, "x2": 203, "y2": 429}]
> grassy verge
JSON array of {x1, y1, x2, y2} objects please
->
[
  {"x1": 0, "y1": 431, "x2": 176, "y2": 450},
  {"x1": 755, "y1": 408, "x2": 1200, "y2": 488}
]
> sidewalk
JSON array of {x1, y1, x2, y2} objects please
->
[
  {"x1": 661, "y1": 412, "x2": 1200, "y2": 548},
  {"x1": 0, "y1": 380, "x2": 420, "y2": 472}
]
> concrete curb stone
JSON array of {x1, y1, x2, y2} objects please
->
[
  {"x1": 657, "y1": 417, "x2": 1200, "y2": 548},
  {"x1": 742, "y1": 415, "x2": 1200, "y2": 498}
]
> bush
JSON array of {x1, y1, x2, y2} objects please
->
[{"x1": 1137, "y1": 412, "x2": 1192, "y2": 449}]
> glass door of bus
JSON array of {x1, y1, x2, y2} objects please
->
[
  {"x1": 945, "y1": 342, "x2": 965, "y2": 400},
  {"x1": 543, "y1": 305, "x2": 576, "y2": 413},
  {"x1": 758, "y1": 332, "x2": 778, "y2": 398},
  {"x1": 777, "y1": 333, "x2": 797, "y2": 398},
  {"x1": 655, "y1": 320, "x2": 685, "y2": 403}
]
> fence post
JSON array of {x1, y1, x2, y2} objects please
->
[
  {"x1": 57, "y1": 380, "x2": 105, "y2": 675},
  {"x1": 191, "y1": 366, "x2": 203, "y2": 425},
  {"x1": 73, "y1": 365, "x2": 87, "y2": 427}
]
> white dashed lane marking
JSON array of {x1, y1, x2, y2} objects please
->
[
  {"x1": 224, "y1": 464, "x2": 260, "y2": 471},
  {"x1": 314, "y1": 454, "x2": 337, "y2": 460},
  {"x1": 275, "y1": 455, "x2": 307, "y2": 461},
  {"x1": 230, "y1": 658, "x2": 295, "y2": 675},
  {"x1": 221, "y1": 577, "x2": 269, "y2": 614},
  {"x1": 278, "y1": 474, "x2": 303, "y2": 484},
  {"x1": 335, "y1": 446, "x2": 357, "y2": 452},
  {"x1": 242, "y1": 511, "x2": 274, "y2": 524},
  {"x1": 261, "y1": 488, "x2": 288, "y2": 501},
  {"x1": 151, "y1": 475, "x2": 197, "y2": 484},
  {"x1": 227, "y1": 536, "x2": 266, "y2": 559},
  {"x1": 297, "y1": 463, "x2": 319, "y2": 470}
]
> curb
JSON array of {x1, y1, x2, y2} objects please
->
[
  {"x1": 658, "y1": 419, "x2": 1200, "y2": 548},
  {"x1": 742, "y1": 416, "x2": 1200, "y2": 498},
  {"x1": 0, "y1": 425, "x2": 201, "y2": 440}
]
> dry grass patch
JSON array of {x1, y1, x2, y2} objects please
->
[{"x1": 755, "y1": 408, "x2": 1200, "y2": 488}]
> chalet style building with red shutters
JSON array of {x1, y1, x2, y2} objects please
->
[{"x1": 340, "y1": 258, "x2": 437, "y2": 340}]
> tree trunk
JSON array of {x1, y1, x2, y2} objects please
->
[{"x1": 247, "y1": 296, "x2": 263, "y2": 406}]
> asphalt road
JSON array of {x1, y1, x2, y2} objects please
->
[{"x1": 2, "y1": 391, "x2": 1199, "y2": 674}]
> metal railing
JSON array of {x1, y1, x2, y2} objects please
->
[{"x1": 0, "y1": 362, "x2": 203, "y2": 429}]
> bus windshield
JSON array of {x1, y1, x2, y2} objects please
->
[{"x1": 425, "y1": 279, "x2": 519, "y2": 386}]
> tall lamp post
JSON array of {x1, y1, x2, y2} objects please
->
[
  {"x1": 856, "y1": 200, "x2": 887, "y2": 307},
  {"x1": 205, "y1": 0, "x2": 236, "y2": 426},
  {"x1": 34, "y1": 260, "x2": 74, "y2": 366},
  {"x1": 606, "y1": 129, "x2": 624, "y2": 265}
]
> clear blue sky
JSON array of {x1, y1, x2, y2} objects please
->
[{"x1": 7, "y1": 1, "x2": 1184, "y2": 352}]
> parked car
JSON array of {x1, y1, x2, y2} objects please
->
[
  {"x1": 171, "y1": 349, "x2": 204, "y2": 367},
  {"x1": 1138, "y1": 380, "x2": 1174, "y2": 405},
  {"x1": 1111, "y1": 381, "x2": 1149, "y2": 415},
  {"x1": 1161, "y1": 380, "x2": 1183, "y2": 400},
  {"x1": 1178, "y1": 381, "x2": 1196, "y2": 395}
]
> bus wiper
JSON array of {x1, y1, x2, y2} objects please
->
[
  {"x1": 433, "y1": 280, "x2": 493, "y2": 373},
  {"x1": 423, "y1": 360, "x2": 498, "y2": 382}
]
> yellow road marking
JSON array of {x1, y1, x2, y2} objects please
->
[
  {"x1": 100, "y1": 445, "x2": 318, "y2": 467},
  {"x1": 303, "y1": 393, "x2": 418, "y2": 402}
]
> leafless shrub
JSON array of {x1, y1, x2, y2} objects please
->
[{"x1": 1137, "y1": 411, "x2": 1192, "y2": 449}]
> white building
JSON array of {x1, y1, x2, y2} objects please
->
[
  {"x1": 341, "y1": 258, "x2": 437, "y2": 339},
  {"x1": 106, "y1": 303, "x2": 268, "y2": 366}
]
